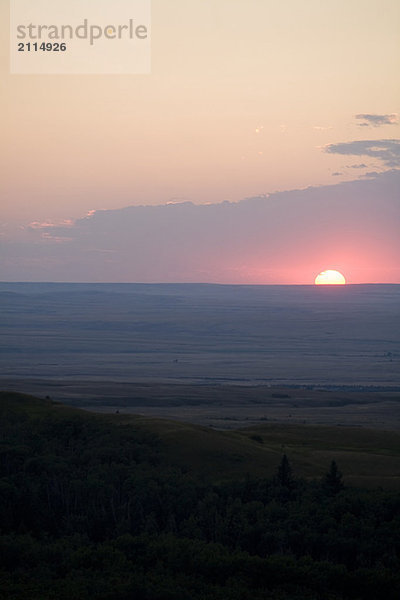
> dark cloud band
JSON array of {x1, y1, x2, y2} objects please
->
[
  {"x1": 355, "y1": 114, "x2": 398, "y2": 127},
  {"x1": 325, "y1": 139, "x2": 400, "y2": 167}
]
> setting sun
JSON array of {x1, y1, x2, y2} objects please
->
[{"x1": 315, "y1": 270, "x2": 346, "y2": 285}]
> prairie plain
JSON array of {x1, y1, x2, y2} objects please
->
[{"x1": 0, "y1": 282, "x2": 399, "y2": 430}]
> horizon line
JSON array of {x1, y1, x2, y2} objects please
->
[{"x1": 1, "y1": 281, "x2": 399, "y2": 287}]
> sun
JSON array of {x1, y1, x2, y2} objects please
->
[{"x1": 315, "y1": 270, "x2": 346, "y2": 285}]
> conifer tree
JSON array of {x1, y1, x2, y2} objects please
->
[
  {"x1": 324, "y1": 460, "x2": 344, "y2": 495},
  {"x1": 276, "y1": 454, "x2": 293, "y2": 487}
]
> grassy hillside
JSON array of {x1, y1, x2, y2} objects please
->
[
  {"x1": 125, "y1": 417, "x2": 400, "y2": 488},
  {"x1": 2, "y1": 391, "x2": 399, "y2": 489}
]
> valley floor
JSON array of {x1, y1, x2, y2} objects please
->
[{"x1": 1, "y1": 378, "x2": 399, "y2": 430}]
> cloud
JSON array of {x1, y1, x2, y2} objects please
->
[
  {"x1": 40, "y1": 233, "x2": 73, "y2": 243},
  {"x1": 355, "y1": 113, "x2": 398, "y2": 127},
  {"x1": 28, "y1": 220, "x2": 74, "y2": 230},
  {"x1": 331, "y1": 172, "x2": 342, "y2": 176},
  {"x1": 324, "y1": 139, "x2": 400, "y2": 167},
  {"x1": 347, "y1": 163, "x2": 367, "y2": 169},
  {"x1": 1, "y1": 170, "x2": 399, "y2": 284},
  {"x1": 363, "y1": 171, "x2": 384, "y2": 178}
]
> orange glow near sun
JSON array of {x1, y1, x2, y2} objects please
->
[{"x1": 315, "y1": 270, "x2": 346, "y2": 285}]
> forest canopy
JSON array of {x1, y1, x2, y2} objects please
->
[{"x1": 1, "y1": 392, "x2": 399, "y2": 599}]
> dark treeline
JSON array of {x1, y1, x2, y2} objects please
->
[{"x1": 1, "y1": 394, "x2": 399, "y2": 599}]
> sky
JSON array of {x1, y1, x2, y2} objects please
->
[{"x1": 1, "y1": 0, "x2": 399, "y2": 284}]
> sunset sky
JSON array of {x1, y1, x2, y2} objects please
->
[{"x1": 1, "y1": 0, "x2": 399, "y2": 283}]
